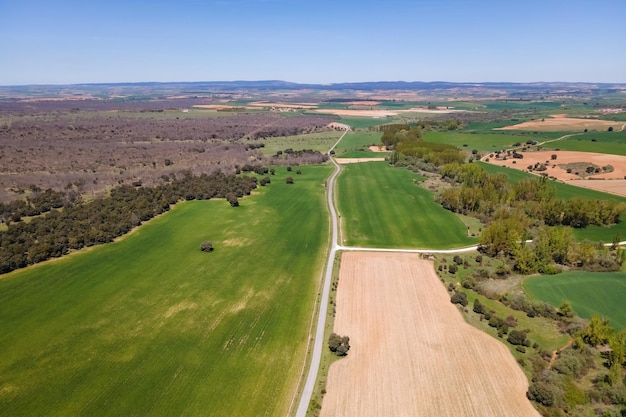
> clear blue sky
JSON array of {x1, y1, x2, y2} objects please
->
[{"x1": 1, "y1": 0, "x2": 624, "y2": 85}]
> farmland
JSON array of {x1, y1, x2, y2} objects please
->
[
  {"x1": 333, "y1": 131, "x2": 383, "y2": 158},
  {"x1": 321, "y1": 252, "x2": 540, "y2": 417},
  {"x1": 541, "y1": 131, "x2": 626, "y2": 156},
  {"x1": 524, "y1": 271, "x2": 626, "y2": 330},
  {"x1": 0, "y1": 165, "x2": 332, "y2": 417},
  {"x1": 336, "y1": 162, "x2": 476, "y2": 249}
]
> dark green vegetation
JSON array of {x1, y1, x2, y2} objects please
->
[
  {"x1": 336, "y1": 162, "x2": 475, "y2": 248},
  {"x1": 525, "y1": 271, "x2": 626, "y2": 330},
  {"x1": 0, "y1": 165, "x2": 332, "y2": 417},
  {"x1": 327, "y1": 333, "x2": 350, "y2": 356},
  {"x1": 0, "y1": 172, "x2": 259, "y2": 274},
  {"x1": 542, "y1": 131, "x2": 626, "y2": 156},
  {"x1": 333, "y1": 131, "x2": 383, "y2": 158},
  {"x1": 478, "y1": 162, "x2": 626, "y2": 242}
]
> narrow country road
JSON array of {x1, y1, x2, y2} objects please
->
[{"x1": 294, "y1": 128, "x2": 481, "y2": 417}]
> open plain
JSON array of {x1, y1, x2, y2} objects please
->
[{"x1": 321, "y1": 252, "x2": 540, "y2": 417}]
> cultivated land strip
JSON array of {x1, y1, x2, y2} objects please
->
[
  {"x1": 295, "y1": 131, "x2": 490, "y2": 417},
  {"x1": 320, "y1": 252, "x2": 541, "y2": 417}
]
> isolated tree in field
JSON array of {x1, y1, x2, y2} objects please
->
[
  {"x1": 328, "y1": 333, "x2": 350, "y2": 356},
  {"x1": 286, "y1": 176, "x2": 294, "y2": 184},
  {"x1": 200, "y1": 241, "x2": 214, "y2": 252}
]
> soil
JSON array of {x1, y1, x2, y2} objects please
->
[
  {"x1": 487, "y1": 150, "x2": 626, "y2": 197},
  {"x1": 335, "y1": 158, "x2": 386, "y2": 164},
  {"x1": 321, "y1": 252, "x2": 540, "y2": 417},
  {"x1": 368, "y1": 145, "x2": 388, "y2": 152},
  {"x1": 495, "y1": 115, "x2": 624, "y2": 132}
]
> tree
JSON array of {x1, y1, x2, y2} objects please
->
[
  {"x1": 507, "y1": 330, "x2": 530, "y2": 346},
  {"x1": 286, "y1": 176, "x2": 294, "y2": 184},
  {"x1": 328, "y1": 333, "x2": 350, "y2": 356},
  {"x1": 473, "y1": 298, "x2": 486, "y2": 314},
  {"x1": 200, "y1": 241, "x2": 214, "y2": 252},
  {"x1": 558, "y1": 301, "x2": 574, "y2": 318},
  {"x1": 450, "y1": 291, "x2": 468, "y2": 307}
]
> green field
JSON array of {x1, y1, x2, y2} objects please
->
[
  {"x1": 259, "y1": 131, "x2": 343, "y2": 155},
  {"x1": 337, "y1": 117, "x2": 393, "y2": 129},
  {"x1": 542, "y1": 131, "x2": 626, "y2": 156},
  {"x1": 478, "y1": 162, "x2": 626, "y2": 242},
  {"x1": 333, "y1": 131, "x2": 384, "y2": 158},
  {"x1": 336, "y1": 162, "x2": 476, "y2": 248},
  {"x1": 0, "y1": 165, "x2": 333, "y2": 417},
  {"x1": 424, "y1": 130, "x2": 564, "y2": 152},
  {"x1": 524, "y1": 271, "x2": 626, "y2": 330}
]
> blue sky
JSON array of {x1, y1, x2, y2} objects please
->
[{"x1": 1, "y1": 0, "x2": 625, "y2": 85}]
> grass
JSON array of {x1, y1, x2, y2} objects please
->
[
  {"x1": 478, "y1": 162, "x2": 626, "y2": 242},
  {"x1": 524, "y1": 271, "x2": 626, "y2": 330},
  {"x1": 333, "y1": 131, "x2": 383, "y2": 157},
  {"x1": 0, "y1": 164, "x2": 333, "y2": 417},
  {"x1": 542, "y1": 131, "x2": 626, "y2": 156},
  {"x1": 423, "y1": 131, "x2": 563, "y2": 152},
  {"x1": 436, "y1": 254, "x2": 570, "y2": 355},
  {"x1": 336, "y1": 162, "x2": 476, "y2": 249},
  {"x1": 338, "y1": 117, "x2": 393, "y2": 129},
  {"x1": 258, "y1": 131, "x2": 343, "y2": 155}
]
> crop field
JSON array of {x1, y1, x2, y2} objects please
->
[
  {"x1": 478, "y1": 162, "x2": 626, "y2": 242},
  {"x1": 0, "y1": 165, "x2": 333, "y2": 417},
  {"x1": 542, "y1": 131, "x2": 626, "y2": 156},
  {"x1": 524, "y1": 271, "x2": 626, "y2": 330},
  {"x1": 423, "y1": 131, "x2": 556, "y2": 152},
  {"x1": 336, "y1": 162, "x2": 476, "y2": 248},
  {"x1": 321, "y1": 252, "x2": 540, "y2": 417},
  {"x1": 336, "y1": 116, "x2": 393, "y2": 129},
  {"x1": 259, "y1": 131, "x2": 343, "y2": 155},
  {"x1": 333, "y1": 131, "x2": 382, "y2": 158}
]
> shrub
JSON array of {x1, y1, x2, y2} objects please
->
[
  {"x1": 448, "y1": 263, "x2": 458, "y2": 274},
  {"x1": 328, "y1": 333, "x2": 350, "y2": 356},
  {"x1": 450, "y1": 291, "x2": 468, "y2": 307},
  {"x1": 473, "y1": 298, "x2": 486, "y2": 314},
  {"x1": 527, "y1": 382, "x2": 556, "y2": 406},
  {"x1": 453, "y1": 255, "x2": 463, "y2": 265},
  {"x1": 286, "y1": 176, "x2": 294, "y2": 184},
  {"x1": 200, "y1": 241, "x2": 214, "y2": 252},
  {"x1": 507, "y1": 330, "x2": 530, "y2": 346}
]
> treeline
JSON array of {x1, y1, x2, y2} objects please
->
[
  {"x1": 437, "y1": 162, "x2": 626, "y2": 272},
  {"x1": 379, "y1": 124, "x2": 465, "y2": 167},
  {"x1": 0, "y1": 171, "x2": 259, "y2": 274}
]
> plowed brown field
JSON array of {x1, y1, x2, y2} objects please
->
[{"x1": 321, "y1": 252, "x2": 540, "y2": 417}]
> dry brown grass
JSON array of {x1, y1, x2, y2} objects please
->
[{"x1": 321, "y1": 252, "x2": 540, "y2": 417}]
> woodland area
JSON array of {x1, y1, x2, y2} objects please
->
[{"x1": 0, "y1": 100, "x2": 334, "y2": 202}]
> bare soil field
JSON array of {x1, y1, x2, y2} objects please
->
[
  {"x1": 335, "y1": 158, "x2": 386, "y2": 164},
  {"x1": 571, "y1": 179, "x2": 626, "y2": 197},
  {"x1": 321, "y1": 252, "x2": 540, "y2": 417},
  {"x1": 368, "y1": 145, "x2": 389, "y2": 152},
  {"x1": 248, "y1": 101, "x2": 318, "y2": 109},
  {"x1": 491, "y1": 151, "x2": 626, "y2": 180},
  {"x1": 495, "y1": 115, "x2": 625, "y2": 132}
]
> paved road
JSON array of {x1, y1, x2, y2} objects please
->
[{"x1": 293, "y1": 129, "x2": 484, "y2": 417}]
